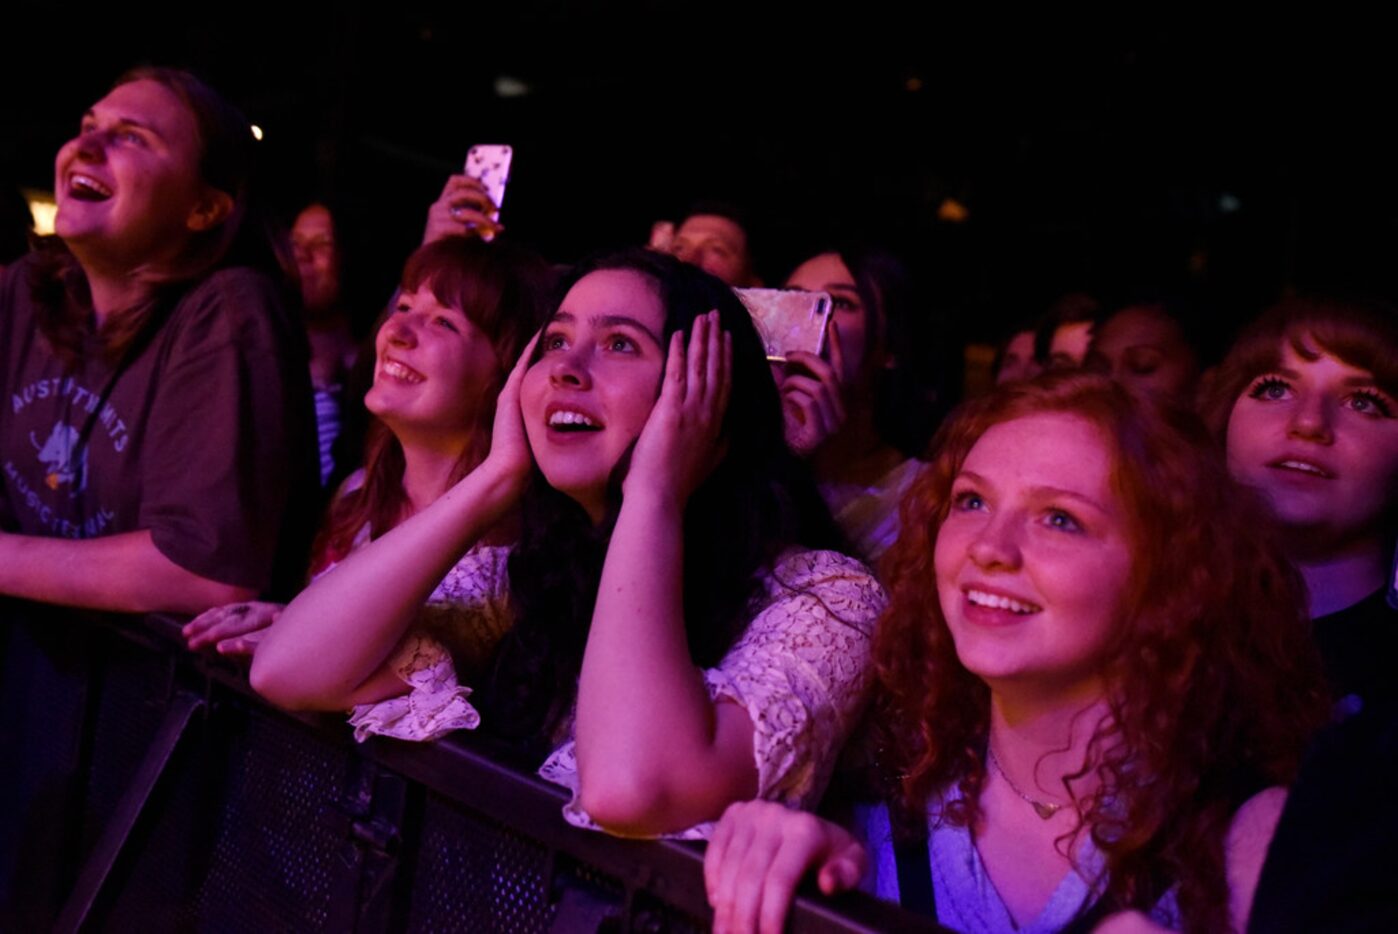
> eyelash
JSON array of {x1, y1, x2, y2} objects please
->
[
  {"x1": 1349, "y1": 389, "x2": 1394, "y2": 418},
  {"x1": 950, "y1": 489, "x2": 1083, "y2": 533},
  {"x1": 951, "y1": 489, "x2": 985, "y2": 512},
  {"x1": 1247, "y1": 376, "x2": 1290, "y2": 401},
  {"x1": 434, "y1": 316, "x2": 458, "y2": 333},
  {"x1": 1246, "y1": 375, "x2": 1394, "y2": 417},
  {"x1": 1044, "y1": 509, "x2": 1083, "y2": 533}
]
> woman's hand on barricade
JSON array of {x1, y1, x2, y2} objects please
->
[
  {"x1": 705, "y1": 800, "x2": 866, "y2": 934},
  {"x1": 779, "y1": 320, "x2": 848, "y2": 457},
  {"x1": 422, "y1": 175, "x2": 502, "y2": 245},
  {"x1": 183, "y1": 601, "x2": 285, "y2": 657}
]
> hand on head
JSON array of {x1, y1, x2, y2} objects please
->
[
  {"x1": 480, "y1": 330, "x2": 541, "y2": 492},
  {"x1": 623, "y1": 310, "x2": 733, "y2": 506},
  {"x1": 704, "y1": 800, "x2": 866, "y2": 934}
]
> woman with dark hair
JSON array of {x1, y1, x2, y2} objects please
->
[
  {"x1": 1201, "y1": 296, "x2": 1398, "y2": 711},
  {"x1": 779, "y1": 246, "x2": 953, "y2": 564},
  {"x1": 705, "y1": 372, "x2": 1328, "y2": 933},
  {"x1": 252, "y1": 249, "x2": 883, "y2": 837},
  {"x1": 992, "y1": 317, "x2": 1041, "y2": 386},
  {"x1": 184, "y1": 238, "x2": 551, "y2": 699},
  {"x1": 0, "y1": 67, "x2": 316, "y2": 611}
]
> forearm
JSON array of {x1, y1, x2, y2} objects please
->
[
  {"x1": 250, "y1": 462, "x2": 519, "y2": 711},
  {"x1": 0, "y1": 529, "x2": 254, "y2": 615},
  {"x1": 575, "y1": 491, "x2": 757, "y2": 833}
]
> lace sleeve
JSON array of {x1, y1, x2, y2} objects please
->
[
  {"x1": 538, "y1": 548, "x2": 885, "y2": 839},
  {"x1": 347, "y1": 631, "x2": 480, "y2": 742},
  {"x1": 704, "y1": 549, "x2": 884, "y2": 809},
  {"x1": 345, "y1": 546, "x2": 512, "y2": 743}
]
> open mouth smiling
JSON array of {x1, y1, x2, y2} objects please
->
[
  {"x1": 68, "y1": 173, "x2": 113, "y2": 201},
  {"x1": 547, "y1": 408, "x2": 603, "y2": 433},
  {"x1": 380, "y1": 357, "x2": 424, "y2": 384},
  {"x1": 965, "y1": 587, "x2": 1042, "y2": 615},
  {"x1": 1267, "y1": 458, "x2": 1334, "y2": 479}
]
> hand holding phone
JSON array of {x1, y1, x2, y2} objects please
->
[{"x1": 464, "y1": 144, "x2": 512, "y2": 222}]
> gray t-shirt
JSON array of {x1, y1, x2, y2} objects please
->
[{"x1": 0, "y1": 253, "x2": 317, "y2": 595}]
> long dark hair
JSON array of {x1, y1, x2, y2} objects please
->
[
  {"x1": 842, "y1": 244, "x2": 957, "y2": 458},
  {"x1": 31, "y1": 66, "x2": 275, "y2": 363},
  {"x1": 479, "y1": 249, "x2": 844, "y2": 750},
  {"x1": 312, "y1": 237, "x2": 553, "y2": 570}
]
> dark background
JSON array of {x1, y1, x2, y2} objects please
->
[{"x1": 5, "y1": 6, "x2": 1396, "y2": 341}]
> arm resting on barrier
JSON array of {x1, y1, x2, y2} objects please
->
[
  {"x1": 251, "y1": 459, "x2": 523, "y2": 711},
  {"x1": 251, "y1": 338, "x2": 537, "y2": 712},
  {"x1": 0, "y1": 529, "x2": 255, "y2": 615}
]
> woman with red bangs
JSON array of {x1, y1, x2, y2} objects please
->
[
  {"x1": 1202, "y1": 297, "x2": 1398, "y2": 713},
  {"x1": 706, "y1": 372, "x2": 1328, "y2": 933},
  {"x1": 185, "y1": 237, "x2": 551, "y2": 732}
]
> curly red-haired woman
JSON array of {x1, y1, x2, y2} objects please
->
[{"x1": 705, "y1": 372, "x2": 1328, "y2": 933}]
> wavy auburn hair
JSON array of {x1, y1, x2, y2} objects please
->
[{"x1": 874, "y1": 372, "x2": 1329, "y2": 931}]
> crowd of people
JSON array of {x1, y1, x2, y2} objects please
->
[{"x1": 2, "y1": 67, "x2": 1396, "y2": 933}]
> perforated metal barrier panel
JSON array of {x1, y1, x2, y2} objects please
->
[{"x1": 0, "y1": 609, "x2": 937, "y2": 933}]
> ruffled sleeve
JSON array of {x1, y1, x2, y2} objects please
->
[
  {"x1": 344, "y1": 545, "x2": 513, "y2": 743},
  {"x1": 539, "y1": 548, "x2": 886, "y2": 839},
  {"x1": 347, "y1": 631, "x2": 481, "y2": 741}
]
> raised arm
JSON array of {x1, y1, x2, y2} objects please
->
[
  {"x1": 250, "y1": 340, "x2": 536, "y2": 711},
  {"x1": 573, "y1": 312, "x2": 755, "y2": 835}
]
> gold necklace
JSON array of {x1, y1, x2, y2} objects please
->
[{"x1": 987, "y1": 746, "x2": 1068, "y2": 821}]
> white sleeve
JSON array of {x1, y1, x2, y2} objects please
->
[{"x1": 539, "y1": 548, "x2": 885, "y2": 839}]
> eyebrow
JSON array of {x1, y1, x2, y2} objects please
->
[
  {"x1": 550, "y1": 311, "x2": 664, "y2": 347},
  {"x1": 84, "y1": 109, "x2": 166, "y2": 139},
  {"x1": 957, "y1": 469, "x2": 1111, "y2": 514}
]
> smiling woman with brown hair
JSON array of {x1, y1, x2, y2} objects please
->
[{"x1": 0, "y1": 67, "x2": 317, "y2": 612}]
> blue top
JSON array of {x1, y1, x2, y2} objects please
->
[{"x1": 856, "y1": 794, "x2": 1181, "y2": 933}]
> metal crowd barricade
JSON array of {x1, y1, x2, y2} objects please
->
[{"x1": 0, "y1": 603, "x2": 938, "y2": 932}]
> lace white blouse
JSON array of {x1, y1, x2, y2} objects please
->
[
  {"x1": 350, "y1": 546, "x2": 886, "y2": 839},
  {"x1": 316, "y1": 525, "x2": 514, "y2": 742}
]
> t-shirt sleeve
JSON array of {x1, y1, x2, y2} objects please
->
[{"x1": 138, "y1": 269, "x2": 313, "y2": 590}]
